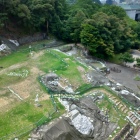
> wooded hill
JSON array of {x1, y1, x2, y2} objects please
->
[{"x1": 0, "y1": 0, "x2": 140, "y2": 59}]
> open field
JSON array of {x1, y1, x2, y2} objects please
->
[
  {"x1": 0, "y1": 40, "x2": 139, "y2": 139},
  {"x1": 0, "y1": 41, "x2": 88, "y2": 138}
]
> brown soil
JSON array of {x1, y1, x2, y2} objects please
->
[
  {"x1": 0, "y1": 50, "x2": 49, "y2": 111},
  {"x1": 0, "y1": 98, "x2": 9, "y2": 108},
  {"x1": 77, "y1": 66, "x2": 88, "y2": 83},
  {"x1": 0, "y1": 62, "x2": 28, "y2": 75}
]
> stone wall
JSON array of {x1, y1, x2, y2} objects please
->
[{"x1": 18, "y1": 33, "x2": 46, "y2": 45}]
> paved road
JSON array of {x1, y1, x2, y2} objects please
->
[{"x1": 106, "y1": 62, "x2": 140, "y2": 93}]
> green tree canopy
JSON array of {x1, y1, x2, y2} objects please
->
[
  {"x1": 80, "y1": 12, "x2": 136, "y2": 59},
  {"x1": 136, "y1": 58, "x2": 140, "y2": 67},
  {"x1": 119, "y1": 52, "x2": 134, "y2": 64},
  {"x1": 99, "y1": 5, "x2": 127, "y2": 20}
]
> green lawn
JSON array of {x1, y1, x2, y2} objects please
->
[
  {"x1": 0, "y1": 39, "x2": 54, "y2": 68},
  {"x1": 0, "y1": 51, "x2": 28, "y2": 68},
  {"x1": 0, "y1": 99, "x2": 65, "y2": 139},
  {"x1": 0, "y1": 45, "x2": 134, "y2": 139},
  {"x1": 0, "y1": 100, "x2": 52, "y2": 137},
  {"x1": 38, "y1": 49, "x2": 87, "y2": 86},
  {"x1": 0, "y1": 47, "x2": 87, "y2": 139},
  {"x1": 0, "y1": 67, "x2": 29, "y2": 87}
]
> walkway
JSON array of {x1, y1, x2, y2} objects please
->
[{"x1": 106, "y1": 62, "x2": 140, "y2": 93}]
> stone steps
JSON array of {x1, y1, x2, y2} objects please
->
[
  {"x1": 134, "y1": 118, "x2": 139, "y2": 124},
  {"x1": 118, "y1": 105, "x2": 123, "y2": 109},
  {"x1": 128, "y1": 112, "x2": 133, "y2": 118}
]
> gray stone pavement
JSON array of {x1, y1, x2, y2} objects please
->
[{"x1": 106, "y1": 62, "x2": 140, "y2": 93}]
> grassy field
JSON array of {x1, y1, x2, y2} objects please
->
[
  {"x1": 0, "y1": 66, "x2": 29, "y2": 87},
  {"x1": 0, "y1": 41, "x2": 132, "y2": 139},
  {"x1": 0, "y1": 43, "x2": 87, "y2": 139},
  {"x1": 38, "y1": 49, "x2": 87, "y2": 86},
  {"x1": 0, "y1": 51, "x2": 28, "y2": 68},
  {"x1": 0, "y1": 98, "x2": 65, "y2": 139},
  {"x1": 0, "y1": 100, "x2": 53, "y2": 137}
]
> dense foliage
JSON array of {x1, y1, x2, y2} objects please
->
[
  {"x1": 136, "y1": 58, "x2": 140, "y2": 67},
  {"x1": 0, "y1": 0, "x2": 140, "y2": 59},
  {"x1": 119, "y1": 52, "x2": 134, "y2": 64},
  {"x1": 80, "y1": 12, "x2": 136, "y2": 58}
]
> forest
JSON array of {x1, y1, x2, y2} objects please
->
[{"x1": 0, "y1": 0, "x2": 140, "y2": 59}]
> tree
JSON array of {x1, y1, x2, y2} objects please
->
[
  {"x1": 119, "y1": 52, "x2": 134, "y2": 65},
  {"x1": 0, "y1": 13, "x2": 8, "y2": 28},
  {"x1": 72, "y1": 0, "x2": 101, "y2": 18},
  {"x1": 132, "y1": 22, "x2": 140, "y2": 49},
  {"x1": 136, "y1": 58, "x2": 140, "y2": 67},
  {"x1": 50, "y1": 0, "x2": 69, "y2": 39},
  {"x1": 70, "y1": 10, "x2": 86, "y2": 44},
  {"x1": 59, "y1": 0, "x2": 101, "y2": 41},
  {"x1": 80, "y1": 24, "x2": 99, "y2": 53},
  {"x1": 28, "y1": 0, "x2": 54, "y2": 34},
  {"x1": 0, "y1": 0, "x2": 8, "y2": 28},
  {"x1": 100, "y1": 5, "x2": 127, "y2": 19},
  {"x1": 80, "y1": 12, "x2": 136, "y2": 59}
]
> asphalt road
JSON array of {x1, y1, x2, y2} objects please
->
[{"x1": 106, "y1": 62, "x2": 140, "y2": 93}]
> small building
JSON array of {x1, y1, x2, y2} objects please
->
[{"x1": 118, "y1": 4, "x2": 140, "y2": 20}]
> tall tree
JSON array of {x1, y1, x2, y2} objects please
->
[
  {"x1": 0, "y1": 0, "x2": 8, "y2": 28},
  {"x1": 28, "y1": 0, "x2": 54, "y2": 34},
  {"x1": 50, "y1": 0, "x2": 68, "y2": 39},
  {"x1": 80, "y1": 12, "x2": 136, "y2": 58},
  {"x1": 70, "y1": 10, "x2": 86, "y2": 44}
]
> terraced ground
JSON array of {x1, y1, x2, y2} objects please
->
[
  {"x1": 0, "y1": 40, "x2": 139, "y2": 139},
  {"x1": 86, "y1": 88, "x2": 140, "y2": 139},
  {"x1": 0, "y1": 40, "x2": 88, "y2": 139}
]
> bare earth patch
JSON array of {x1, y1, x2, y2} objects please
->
[
  {"x1": 0, "y1": 50, "x2": 49, "y2": 110},
  {"x1": 0, "y1": 98, "x2": 9, "y2": 108},
  {"x1": 31, "y1": 51, "x2": 44, "y2": 60},
  {"x1": 10, "y1": 66, "x2": 49, "y2": 100},
  {"x1": 77, "y1": 66, "x2": 88, "y2": 83},
  {"x1": 0, "y1": 62, "x2": 28, "y2": 75}
]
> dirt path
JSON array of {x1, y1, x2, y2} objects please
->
[{"x1": 0, "y1": 62, "x2": 28, "y2": 75}]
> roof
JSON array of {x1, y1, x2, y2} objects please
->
[{"x1": 118, "y1": 4, "x2": 140, "y2": 10}]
